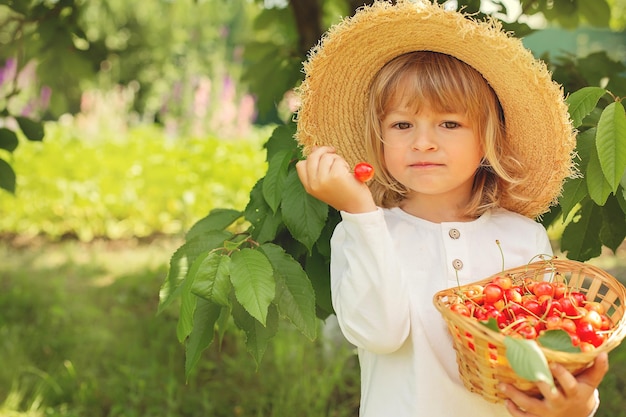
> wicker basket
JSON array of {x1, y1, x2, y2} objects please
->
[{"x1": 433, "y1": 259, "x2": 626, "y2": 403}]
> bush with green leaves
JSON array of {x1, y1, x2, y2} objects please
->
[{"x1": 0, "y1": 124, "x2": 267, "y2": 240}]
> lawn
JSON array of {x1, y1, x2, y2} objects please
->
[{"x1": 0, "y1": 237, "x2": 360, "y2": 417}]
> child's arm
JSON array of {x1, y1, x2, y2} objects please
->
[{"x1": 499, "y1": 352, "x2": 609, "y2": 417}]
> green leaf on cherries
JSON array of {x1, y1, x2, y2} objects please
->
[
  {"x1": 538, "y1": 329, "x2": 582, "y2": 353},
  {"x1": 480, "y1": 318, "x2": 500, "y2": 332},
  {"x1": 505, "y1": 337, "x2": 555, "y2": 388}
]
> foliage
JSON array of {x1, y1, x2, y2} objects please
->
[
  {"x1": 0, "y1": 0, "x2": 260, "y2": 193},
  {"x1": 0, "y1": 123, "x2": 267, "y2": 240},
  {"x1": 0, "y1": 240, "x2": 360, "y2": 417}
]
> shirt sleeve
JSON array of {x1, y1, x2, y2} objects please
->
[
  {"x1": 587, "y1": 389, "x2": 600, "y2": 417},
  {"x1": 330, "y1": 208, "x2": 411, "y2": 354}
]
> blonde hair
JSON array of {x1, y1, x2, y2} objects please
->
[{"x1": 365, "y1": 51, "x2": 528, "y2": 217}]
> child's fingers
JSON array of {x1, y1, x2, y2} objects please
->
[
  {"x1": 295, "y1": 160, "x2": 309, "y2": 188},
  {"x1": 576, "y1": 352, "x2": 609, "y2": 388}
]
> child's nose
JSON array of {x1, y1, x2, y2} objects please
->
[{"x1": 410, "y1": 128, "x2": 437, "y2": 151}]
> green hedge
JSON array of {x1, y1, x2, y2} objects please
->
[{"x1": 0, "y1": 123, "x2": 268, "y2": 240}]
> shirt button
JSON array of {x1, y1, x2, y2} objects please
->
[
  {"x1": 449, "y1": 228, "x2": 461, "y2": 239},
  {"x1": 452, "y1": 259, "x2": 463, "y2": 270}
]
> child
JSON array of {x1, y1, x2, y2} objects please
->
[{"x1": 294, "y1": 1, "x2": 609, "y2": 416}]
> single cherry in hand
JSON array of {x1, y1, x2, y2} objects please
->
[{"x1": 354, "y1": 162, "x2": 375, "y2": 182}]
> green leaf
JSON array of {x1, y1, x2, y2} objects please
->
[
  {"x1": 537, "y1": 329, "x2": 581, "y2": 353},
  {"x1": 305, "y1": 247, "x2": 334, "y2": 319},
  {"x1": 185, "y1": 298, "x2": 221, "y2": 380},
  {"x1": 263, "y1": 149, "x2": 292, "y2": 213},
  {"x1": 230, "y1": 248, "x2": 276, "y2": 326},
  {"x1": 559, "y1": 177, "x2": 587, "y2": 220},
  {"x1": 264, "y1": 122, "x2": 298, "y2": 162},
  {"x1": 260, "y1": 243, "x2": 317, "y2": 340},
  {"x1": 157, "y1": 230, "x2": 232, "y2": 314},
  {"x1": 596, "y1": 102, "x2": 626, "y2": 192},
  {"x1": 191, "y1": 252, "x2": 232, "y2": 307},
  {"x1": 0, "y1": 128, "x2": 19, "y2": 152},
  {"x1": 15, "y1": 116, "x2": 44, "y2": 141},
  {"x1": 186, "y1": 208, "x2": 242, "y2": 241},
  {"x1": 586, "y1": 138, "x2": 612, "y2": 206},
  {"x1": 244, "y1": 179, "x2": 283, "y2": 243},
  {"x1": 281, "y1": 169, "x2": 328, "y2": 251},
  {"x1": 504, "y1": 337, "x2": 554, "y2": 387},
  {"x1": 232, "y1": 299, "x2": 279, "y2": 366},
  {"x1": 578, "y1": 0, "x2": 611, "y2": 27},
  {"x1": 561, "y1": 199, "x2": 603, "y2": 261},
  {"x1": 480, "y1": 318, "x2": 500, "y2": 332},
  {"x1": 600, "y1": 194, "x2": 626, "y2": 253},
  {"x1": 177, "y1": 251, "x2": 214, "y2": 343},
  {"x1": 215, "y1": 305, "x2": 232, "y2": 348},
  {"x1": 0, "y1": 158, "x2": 16, "y2": 194},
  {"x1": 566, "y1": 87, "x2": 606, "y2": 128}
]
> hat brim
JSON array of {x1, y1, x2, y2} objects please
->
[{"x1": 295, "y1": 0, "x2": 576, "y2": 218}]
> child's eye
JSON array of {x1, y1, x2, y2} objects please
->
[
  {"x1": 393, "y1": 122, "x2": 412, "y2": 130},
  {"x1": 441, "y1": 121, "x2": 460, "y2": 129}
]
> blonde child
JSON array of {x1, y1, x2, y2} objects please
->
[{"x1": 295, "y1": 1, "x2": 609, "y2": 416}]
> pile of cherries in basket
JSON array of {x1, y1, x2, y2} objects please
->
[{"x1": 449, "y1": 274, "x2": 612, "y2": 351}]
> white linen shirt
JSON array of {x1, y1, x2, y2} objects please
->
[{"x1": 330, "y1": 206, "x2": 553, "y2": 417}]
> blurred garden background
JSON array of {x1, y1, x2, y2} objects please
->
[{"x1": 0, "y1": 0, "x2": 625, "y2": 416}]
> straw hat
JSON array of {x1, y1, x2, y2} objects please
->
[{"x1": 295, "y1": 0, "x2": 576, "y2": 219}]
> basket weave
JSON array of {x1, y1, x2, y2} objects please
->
[{"x1": 433, "y1": 259, "x2": 626, "y2": 403}]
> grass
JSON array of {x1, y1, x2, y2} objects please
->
[{"x1": 0, "y1": 238, "x2": 359, "y2": 417}]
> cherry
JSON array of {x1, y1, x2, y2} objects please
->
[
  {"x1": 483, "y1": 283, "x2": 504, "y2": 304},
  {"x1": 521, "y1": 298, "x2": 542, "y2": 317},
  {"x1": 553, "y1": 282, "x2": 567, "y2": 299},
  {"x1": 448, "y1": 273, "x2": 614, "y2": 351},
  {"x1": 584, "y1": 301, "x2": 605, "y2": 315},
  {"x1": 576, "y1": 321, "x2": 596, "y2": 344},
  {"x1": 570, "y1": 291, "x2": 587, "y2": 307},
  {"x1": 559, "y1": 297, "x2": 579, "y2": 316},
  {"x1": 581, "y1": 309, "x2": 603, "y2": 330},
  {"x1": 450, "y1": 303, "x2": 471, "y2": 317},
  {"x1": 533, "y1": 281, "x2": 555, "y2": 298},
  {"x1": 354, "y1": 162, "x2": 375, "y2": 182},
  {"x1": 492, "y1": 276, "x2": 513, "y2": 290},
  {"x1": 504, "y1": 288, "x2": 522, "y2": 304},
  {"x1": 560, "y1": 317, "x2": 577, "y2": 334}
]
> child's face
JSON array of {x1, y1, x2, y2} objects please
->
[{"x1": 380, "y1": 96, "x2": 484, "y2": 208}]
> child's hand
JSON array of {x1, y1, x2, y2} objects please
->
[
  {"x1": 296, "y1": 146, "x2": 377, "y2": 214},
  {"x1": 499, "y1": 352, "x2": 609, "y2": 417}
]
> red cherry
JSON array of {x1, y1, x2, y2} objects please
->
[
  {"x1": 450, "y1": 303, "x2": 471, "y2": 317},
  {"x1": 354, "y1": 162, "x2": 375, "y2": 182},
  {"x1": 504, "y1": 288, "x2": 522, "y2": 304},
  {"x1": 581, "y1": 310, "x2": 603, "y2": 330},
  {"x1": 560, "y1": 317, "x2": 577, "y2": 334},
  {"x1": 492, "y1": 276, "x2": 513, "y2": 290},
  {"x1": 517, "y1": 324, "x2": 538, "y2": 339},
  {"x1": 483, "y1": 283, "x2": 504, "y2": 304},
  {"x1": 570, "y1": 292, "x2": 587, "y2": 307},
  {"x1": 522, "y1": 298, "x2": 542, "y2": 317},
  {"x1": 600, "y1": 314, "x2": 612, "y2": 331},
  {"x1": 545, "y1": 315, "x2": 562, "y2": 330},
  {"x1": 533, "y1": 281, "x2": 555, "y2": 298},
  {"x1": 576, "y1": 321, "x2": 596, "y2": 343},
  {"x1": 585, "y1": 301, "x2": 606, "y2": 315},
  {"x1": 553, "y1": 282, "x2": 567, "y2": 299},
  {"x1": 560, "y1": 297, "x2": 578, "y2": 316}
]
